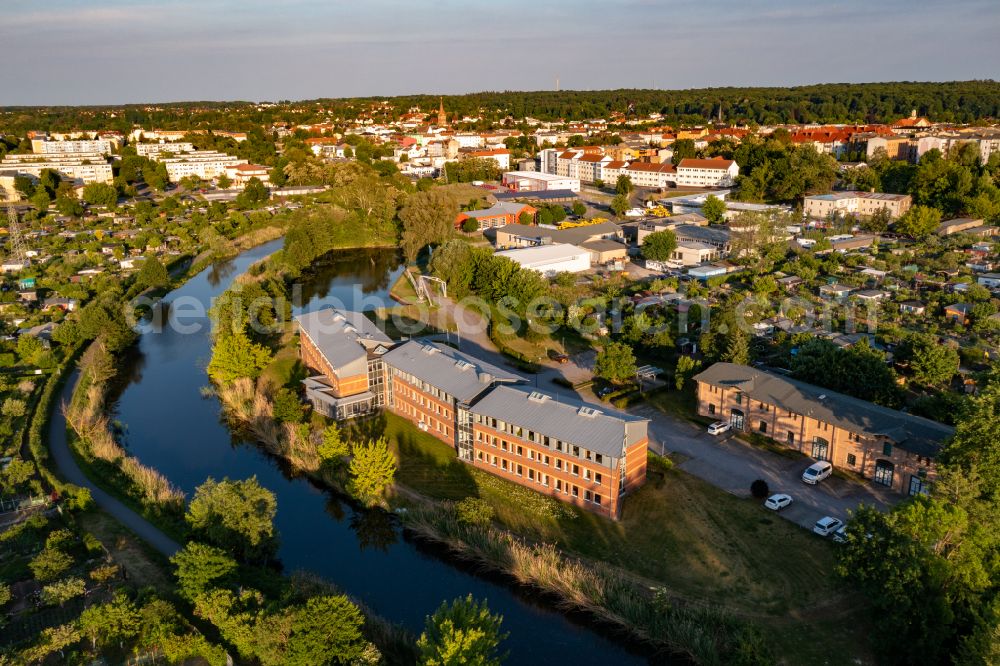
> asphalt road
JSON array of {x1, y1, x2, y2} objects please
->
[{"x1": 47, "y1": 368, "x2": 181, "y2": 557}]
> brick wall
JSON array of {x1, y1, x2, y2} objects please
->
[{"x1": 696, "y1": 380, "x2": 934, "y2": 495}]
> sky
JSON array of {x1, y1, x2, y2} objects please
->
[{"x1": 2, "y1": 0, "x2": 999, "y2": 106}]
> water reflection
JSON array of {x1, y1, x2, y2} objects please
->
[{"x1": 110, "y1": 240, "x2": 649, "y2": 665}]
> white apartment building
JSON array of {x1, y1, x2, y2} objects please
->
[
  {"x1": 0, "y1": 154, "x2": 114, "y2": 184},
  {"x1": 224, "y1": 163, "x2": 271, "y2": 187},
  {"x1": 915, "y1": 134, "x2": 1000, "y2": 165},
  {"x1": 452, "y1": 133, "x2": 485, "y2": 149},
  {"x1": 502, "y1": 171, "x2": 580, "y2": 193},
  {"x1": 158, "y1": 151, "x2": 247, "y2": 181},
  {"x1": 621, "y1": 162, "x2": 677, "y2": 188},
  {"x1": 803, "y1": 191, "x2": 912, "y2": 220},
  {"x1": 674, "y1": 158, "x2": 739, "y2": 187},
  {"x1": 31, "y1": 138, "x2": 114, "y2": 155},
  {"x1": 136, "y1": 142, "x2": 197, "y2": 158}
]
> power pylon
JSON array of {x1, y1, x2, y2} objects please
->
[{"x1": 6, "y1": 205, "x2": 30, "y2": 266}]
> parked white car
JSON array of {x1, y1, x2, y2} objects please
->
[
  {"x1": 832, "y1": 524, "x2": 849, "y2": 543},
  {"x1": 707, "y1": 421, "x2": 732, "y2": 436},
  {"x1": 764, "y1": 493, "x2": 793, "y2": 511},
  {"x1": 801, "y1": 461, "x2": 833, "y2": 484},
  {"x1": 813, "y1": 516, "x2": 844, "y2": 537}
]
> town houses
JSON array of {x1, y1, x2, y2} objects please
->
[{"x1": 694, "y1": 363, "x2": 954, "y2": 496}]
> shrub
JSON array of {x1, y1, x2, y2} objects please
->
[
  {"x1": 455, "y1": 497, "x2": 495, "y2": 526},
  {"x1": 750, "y1": 479, "x2": 770, "y2": 499}
]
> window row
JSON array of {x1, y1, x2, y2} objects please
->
[
  {"x1": 474, "y1": 435, "x2": 603, "y2": 483},
  {"x1": 475, "y1": 451, "x2": 603, "y2": 506},
  {"x1": 472, "y1": 417, "x2": 604, "y2": 464}
]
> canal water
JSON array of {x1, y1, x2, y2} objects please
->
[{"x1": 109, "y1": 240, "x2": 649, "y2": 664}]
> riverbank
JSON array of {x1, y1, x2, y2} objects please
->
[
  {"x1": 200, "y1": 243, "x2": 785, "y2": 664},
  {"x1": 56, "y1": 230, "x2": 421, "y2": 663}
]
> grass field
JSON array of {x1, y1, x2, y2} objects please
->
[{"x1": 381, "y1": 412, "x2": 872, "y2": 664}]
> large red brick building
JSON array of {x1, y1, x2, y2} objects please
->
[{"x1": 297, "y1": 311, "x2": 649, "y2": 519}]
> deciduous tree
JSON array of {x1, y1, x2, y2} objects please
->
[
  {"x1": 348, "y1": 437, "x2": 397, "y2": 507},
  {"x1": 418, "y1": 595, "x2": 507, "y2": 666}
]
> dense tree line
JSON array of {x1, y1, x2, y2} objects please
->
[
  {"x1": 838, "y1": 368, "x2": 1000, "y2": 665},
  {"x1": 3, "y1": 81, "x2": 998, "y2": 135}
]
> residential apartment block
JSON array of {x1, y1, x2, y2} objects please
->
[
  {"x1": 31, "y1": 138, "x2": 114, "y2": 155},
  {"x1": 135, "y1": 142, "x2": 197, "y2": 158},
  {"x1": 158, "y1": 151, "x2": 248, "y2": 181},
  {"x1": 803, "y1": 191, "x2": 912, "y2": 220},
  {"x1": 694, "y1": 363, "x2": 953, "y2": 496},
  {"x1": 296, "y1": 308, "x2": 649, "y2": 519},
  {"x1": 0, "y1": 153, "x2": 114, "y2": 185}
]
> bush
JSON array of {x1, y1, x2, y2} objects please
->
[
  {"x1": 750, "y1": 479, "x2": 770, "y2": 499},
  {"x1": 461, "y1": 218, "x2": 479, "y2": 233},
  {"x1": 455, "y1": 497, "x2": 495, "y2": 526}
]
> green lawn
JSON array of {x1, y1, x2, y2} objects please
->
[{"x1": 380, "y1": 411, "x2": 873, "y2": 664}]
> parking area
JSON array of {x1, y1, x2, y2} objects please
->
[{"x1": 631, "y1": 403, "x2": 898, "y2": 532}]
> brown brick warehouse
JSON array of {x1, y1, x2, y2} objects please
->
[{"x1": 296, "y1": 308, "x2": 649, "y2": 519}]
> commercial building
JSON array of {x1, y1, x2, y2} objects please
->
[
  {"x1": 296, "y1": 309, "x2": 394, "y2": 420},
  {"x1": 383, "y1": 340, "x2": 522, "y2": 446},
  {"x1": 297, "y1": 309, "x2": 650, "y2": 519},
  {"x1": 493, "y1": 221, "x2": 623, "y2": 249},
  {"x1": 455, "y1": 202, "x2": 536, "y2": 230},
  {"x1": 502, "y1": 171, "x2": 580, "y2": 193},
  {"x1": 803, "y1": 192, "x2": 912, "y2": 220},
  {"x1": 467, "y1": 385, "x2": 648, "y2": 519},
  {"x1": 495, "y1": 244, "x2": 592, "y2": 276},
  {"x1": 694, "y1": 362, "x2": 953, "y2": 495}
]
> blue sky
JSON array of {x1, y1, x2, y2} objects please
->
[{"x1": 2, "y1": 0, "x2": 998, "y2": 105}]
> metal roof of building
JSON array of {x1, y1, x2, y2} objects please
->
[
  {"x1": 693, "y1": 362, "x2": 954, "y2": 458},
  {"x1": 470, "y1": 385, "x2": 648, "y2": 460},
  {"x1": 495, "y1": 221, "x2": 621, "y2": 245},
  {"x1": 383, "y1": 340, "x2": 524, "y2": 402},
  {"x1": 295, "y1": 308, "x2": 392, "y2": 375}
]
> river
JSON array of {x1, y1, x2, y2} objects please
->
[{"x1": 108, "y1": 239, "x2": 650, "y2": 665}]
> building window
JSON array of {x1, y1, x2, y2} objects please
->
[
  {"x1": 758, "y1": 421, "x2": 767, "y2": 434},
  {"x1": 846, "y1": 453, "x2": 857, "y2": 467},
  {"x1": 571, "y1": 486, "x2": 579, "y2": 498},
  {"x1": 874, "y1": 460, "x2": 894, "y2": 487},
  {"x1": 708, "y1": 404, "x2": 716, "y2": 415},
  {"x1": 593, "y1": 494, "x2": 602, "y2": 506},
  {"x1": 786, "y1": 432, "x2": 795, "y2": 445},
  {"x1": 516, "y1": 464, "x2": 523, "y2": 476},
  {"x1": 882, "y1": 443, "x2": 893, "y2": 457},
  {"x1": 811, "y1": 437, "x2": 830, "y2": 462},
  {"x1": 594, "y1": 472, "x2": 602, "y2": 484}
]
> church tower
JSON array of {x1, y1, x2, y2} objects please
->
[{"x1": 437, "y1": 97, "x2": 447, "y2": 127}]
